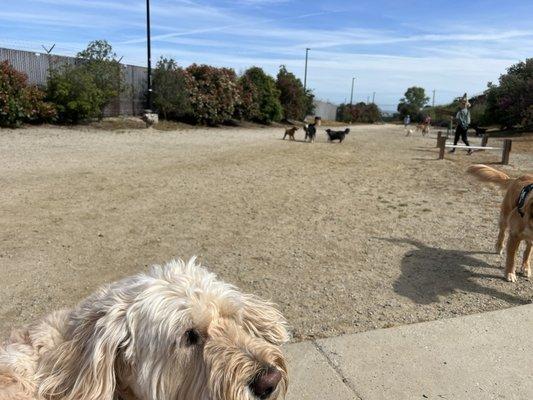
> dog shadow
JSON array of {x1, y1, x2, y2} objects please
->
[
  {"x1": 277, "y1": 138, "x2": 311, "y2": 144},
  {"x1": 379, "y1": 238, "x2": 528, "y2": 305},
  {"x1": 411, "y1": 157, "x2": 441, "y2": 162}
]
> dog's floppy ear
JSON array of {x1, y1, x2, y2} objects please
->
[
  {"x1": 39, "y1": 287, "x2": 130, "y2": 400},
  {"x1": 240, "y1": 294, "x2": 289, "y2": 345}
]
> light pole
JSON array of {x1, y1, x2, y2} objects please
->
[
  {"x1": 146, "y1": 0, "x2": 153, "y2": 111},
  {"x1": 303, "y1": 48, "x2": 310, "y2": 91},
  {"x1": 432, "y1": 89, "x2": 435, "y2": 107},
  {"x1": 372, "y1": 92, "x2": 375, "y2": 104},
  {"x1": 350, "y1": 77, "x2": 355, "y2": 106}
]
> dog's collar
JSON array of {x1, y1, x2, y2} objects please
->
[{"x1": 517, "y1": 183, "x2": 533, "y2": 217}]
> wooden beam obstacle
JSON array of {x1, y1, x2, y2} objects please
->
[{"x1": 437, "y1": 136, "x2": 512, "y2": 165}]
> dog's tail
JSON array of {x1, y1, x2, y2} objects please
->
[{"x1": 467, "y1": 164, "x2": 511, "y2": 189}]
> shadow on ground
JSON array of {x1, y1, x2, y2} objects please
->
[{"x1": 381, "y1": 238, "x2": 528, "y2": 305}]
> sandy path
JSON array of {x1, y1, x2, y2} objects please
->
[{"x1": 0, "y1": 124, "x2": 532, "y2": 340}]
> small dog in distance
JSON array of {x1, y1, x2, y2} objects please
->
[
  {"x1": 325, "y1": 128, "x2": 350, "y2": 143},
  {"x1": 283, "y1": 126, "x2": 299, "y2": 140},
  {"x1": 304, "y1": 116, "x2": 321, "y2": 143}
]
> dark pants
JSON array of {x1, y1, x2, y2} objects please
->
[{"x1": 453, "y1": 124, "x2": 470, "y2": 146}]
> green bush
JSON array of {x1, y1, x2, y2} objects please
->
[
  {"x1": 523, "y1": 105, "x2": 533, "y2": 127},
  {"x1": 46, "y1": 67, "x2": 105, "y2": 123},
  {"x1": 469, "y1": 102, "x2": 489, "y2": 127},
  {"x1": 0, "y1": 60, "x2": 56, "y2": 127},
  {"x1": 152, "y1": 57, "x2": 191, "y2": 120},
  {"x1": 46, "y1": 40, "x2": 123, "y2": 123},
  {"x1": 276, "y1": 65, "x2": 313, "y2": 120},
  {"x1": 236, "y1": 67, "x2": 282, "y2": 123},
  {"x1": 185, "y1": 64, "x2": 240, "y2": 125},
  {"x1": 484, "y1": 58, "x2": 532, "y2": 128},
  {"x1": 336, "y1": 102, "x2": 381, "y2": 123}
]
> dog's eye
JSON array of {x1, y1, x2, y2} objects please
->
[{"x1": 184, "y1": 329, "x2": 201, "y2": 346}]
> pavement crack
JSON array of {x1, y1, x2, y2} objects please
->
[{"x1": 313, "y1": 340, "x2": 364, "y2": 400}]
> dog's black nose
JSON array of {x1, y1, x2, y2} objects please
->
[{"x1": 250, "y1": 367, "x2": 282, "y2": 399}]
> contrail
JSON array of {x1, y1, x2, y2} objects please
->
[{"x1": 120, "y1": 10, "x2": 340, "y2": 45}]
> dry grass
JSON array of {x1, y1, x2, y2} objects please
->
[{"x1": 0, "y1": 124, "x2": 531, "y2": 341}]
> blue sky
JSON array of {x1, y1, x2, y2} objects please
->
[{"x1": 1, "y1": 0, "x2": 532, "y2": 111}]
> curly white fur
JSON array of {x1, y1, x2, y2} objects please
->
[{"x1": 0, "y1": 258, "x2": 289, "y2": 400}]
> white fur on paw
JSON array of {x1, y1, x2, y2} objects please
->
[
  {"x1": 522, "y1": 266, "x2": 531, "y2": 278},
  {"x1": 506, "y1": 273, "x2": 517, "y2": 282}
]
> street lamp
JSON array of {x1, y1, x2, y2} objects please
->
[
  {"x1": 350, "y1": 77, "x2": 355, "y2": 106},
  {"x1": 146, "y1": 0, "x2": 153, "y2": 111},
  {"x1": 303, "y1": 48, "x2": 310, "y2": 91}
]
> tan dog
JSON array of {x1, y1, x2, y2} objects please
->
[
  {"x1": 467, "y1": 164, "x2": 533, "y2": 282},
  {"x1": 415, "y1": 123, "x2": 429, "y2": 136},
  {"x1": 282, "y1": 126, "x2": 299, "y2": 140},
  {"x1": 0, "y1": 258, "x2": 289, "y2": 400}
]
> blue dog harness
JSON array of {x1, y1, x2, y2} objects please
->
[{"x1": 517, "y1": 183, "x2": 533, "y2": 217}]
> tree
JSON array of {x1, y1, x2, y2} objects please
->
[
  {"x1": 152, "y1": 57, "x2": 190, "y2": 120},
  {"x1": 484, "y1": 58, "x2": 532, "y2": 128},
  {"x1": 46, "y1": 40, "x2": 123, "y2": 122},
  {"x1": 397, "y1": 86, "x2": 429, "y2": 121},
  {"x1": 236, "y1": 67, "x2": 282, "y2": 123},
  {"x1": 76, "y1": 40, "x2": 123, "y2": 105},
  {"x1": 185, "y1": 64, "x2": 240, "y2": 125},
  {"x1": 276, "y1": 65, "x2": 313, "y2": 120}
]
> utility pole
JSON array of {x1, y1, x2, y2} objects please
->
[
  {"x1": 146, "y1": 0, "x2": 153, "y2": 111},
  {"x1": 367, "y1": 95, "x2": 370, "y2": 104},
  {"x1": 303, "y1": 48, "x2": 310, "y2": 91},
  {"x1": 350, "y1": 77, "x2": 355, "y2": 106},
  {"x1": 372, "y1": 92, "x2": 375, "y2": 104},
  {"x1": 432, "y1": 89, "x2": 435, "y2": 108}
]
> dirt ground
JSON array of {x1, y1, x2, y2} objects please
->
[{"x1": 1, "y1": 124, "x2": 532, "y2": 341}]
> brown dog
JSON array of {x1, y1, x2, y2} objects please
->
[
  {"x1": 467, "y1": 164, "x2": 533, "y2": 282},
  {"x1": 283, "y1": 126, "x2": 299, "y2": 140},
  {"x1": 415, "y1": 123, "x2": 429, "y2": 136}
]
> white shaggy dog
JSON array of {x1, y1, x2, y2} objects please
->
[{"x1": 0, "y1": 258, "x2": 289, "y2": 400}]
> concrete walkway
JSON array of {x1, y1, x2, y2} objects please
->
[{"x1": 285, "y1": 304, "x2": 533, "y2": 400}]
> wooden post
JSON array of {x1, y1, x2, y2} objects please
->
[
  {"x1": 481, "y1": 134, "x2": 489, "y2": 147},
  {"x1": 501, "y1": 139, "x2": 512, "y2": 165},
  {"x1": 437, "y1": 132, "x2": 442, "y2": 147},
  {"x1": 438, "y1": 136, "x2": 446, "y2": 160}
]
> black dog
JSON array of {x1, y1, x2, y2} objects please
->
[
  {"x1": 304, "y1": 124, "x2": 316, "y2": 142},
  {"x1": 304, "y1": 116, "x2": 321, "y2": 143},
  {"x1": 325, "y1": 128, "x2": 350, "y2": 143}
]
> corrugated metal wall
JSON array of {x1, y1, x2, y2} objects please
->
[
  {"x1": 312, "y1": 100, "x2": 338, "y2": 121},
  {"x1": 0, "y1": 48, "x2": 147, "y2": 116}
]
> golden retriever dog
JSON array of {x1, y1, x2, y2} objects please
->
[
  {"x1": 282, "y1": 126, "x2": 299, "y2": 141},
  {"x1": 0, "y1": 258, "x2": 289, "y2": 400},
  {"x1": 467, "y1": 164, "x2": 533, "y2": 282}
]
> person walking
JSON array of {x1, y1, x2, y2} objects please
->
[
  {"x1": 449, "y1": 96, "x2": 472, "y2": 154},
  {"x1": 403, "y1": 114, "x2": 411, "y2": 128}
]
